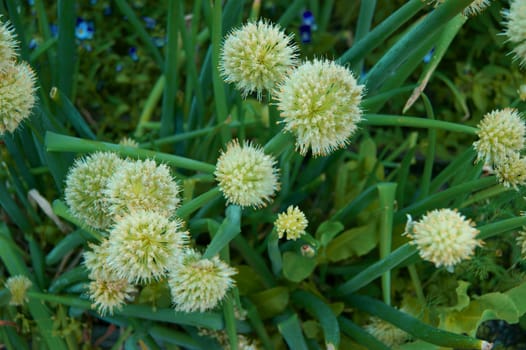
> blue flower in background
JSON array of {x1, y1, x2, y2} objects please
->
[
  {"x1": 143, "y1": 16, "x2": 156, "y2": 29},
  {"x1": 129, "y1": 47, "x2": 139, "y2": 61},
  {"x1": 28, "y1": 38, "x2": 38, "y2": 50},
  {"x1": 27, "y1": 0, "x2": 34, "y2": 5},
  {"x1": 300, "y1": 10, "x2": 317, "y2": 44},
  {"x1": 103, "y1": 5, "x2": 112, "y2": 16},
  {"x1": 50, "y1": 24, "x2": 58, "y2": 37},
  {"x1": 90, "y1": 0, "x2": 97, "y2": 5},
  {"x1": 75, "y1": 18, "x2": 94, "y2": 40},
  {"x1": 152, "y1": 36, "x2": 165, "y2": 48},
  {"x1": 423, "y1": 47, "x2": 435, "y2": 64}
]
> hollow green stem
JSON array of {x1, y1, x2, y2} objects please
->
[
  {"x1": 344, "y1": 294, "x2": 489, "y2": 349},
  {"x1": 135, "y1": 76, "x2": 165, "y2": 138},
  {"x1": 461, "y1": 185, "x2": 513, "y2": 208},
  {"x1": 352, "y1": 0, "x2": 376, "y2": 74},
  {"x1": 362, "y1": 114, "x2": 477, "y2": 135},
  {"x1": 45, "y1": 131, "x2": 216, "y2": 173},
  {"x1": 377, "y1": 183, "x2": 397, "y2": 306},
  {"x1": 263, "y1": 132, "x2": 294, "y2": 157},
  {"x1": 337, "y1": 0, "x2": 424, "y2": 65},
  {"x1": 407, "y1": 264, "x2": 426, "y2": 307},
  {"x1": 176, "y1": 187, "x2": 222, "y2": 220},
  {"x1": 478, "y1": 216, "x2": 526, "y2": 240}
]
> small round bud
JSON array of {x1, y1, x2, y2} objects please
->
[
  {"x1": 168, "y1": 249, "x2": 237, "y2": 312},
  {"x1": 275, "y1": 59, "x2": 364, "y2": 156},
  {"x1": 404, "y1": 209, "x2": 483, "y2": 269},
  {"x1": 473, "y1": 108, "x2": 525, "y2": 165},
  {"x1": 215, "y1": 139, "x2": 280, "y2": 208},
  {"x1": 65, "y1": 152, "x2": 125, "y2": 229},
  {"x1": 5, "y1": 275, "x2": 32, "y2": 306},
  {"x1": 220, "y1": 19, "x2": 298, "y2": 100},
  {"x1": 275, "y1": 205, "x2": 308, "y2": 240},
  {"x1": 106, "y1": 210, "x2": 188, "y2": 284},
  {"x1": 105, "y1": 159, "x2": 181, "y2": 218},
  {"x1": 0, "y1": 62, "x2": 36, "y2": 134}
]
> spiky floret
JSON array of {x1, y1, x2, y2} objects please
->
[
  {"x1": 5, "y1": 275, "x2": 32, "y2": 306},
  {"x1": 275, "y1": 205, "x2": 308, "y2": 240},
  {"x1": 65, "y1": 152, "x2": 125, "y2": 229},
  {"x1": 0, "y1": 62, "x2": 36, "y2": 134},
  {"x1": 275, "y1": 59, "x2": 364, "y2": 156},
  {"x1": 168, "y1": 249, "x2": 237, "y2": 312},
  {"x1": 494, "y1": 152, "x2": 526, "y2": 189},
  {"x1": 106, "y1": 210, "x2": 188, "y2": 284},
  {"x1": 503, "y1": 0, "x2": 526, "y2": 66},
  {"x1": 0, "y1": 17, "x2": 17, "y2": 68},
  {"x1": 219, "y1": 19, "x2": 298, "y2": 100},
  {"x1": 214, "y1": 139, "x2": 280, "y2": 208},
  {"x1": 404, "y1": 209, "x2": 483, "y2": 269},
  {"x1": 473, "y1": 108, "x2": 525, "y2": 165},
  {"x1": 83, "y1": 239, "x2": 114, "y2": 279},
  {"x1": 88, "y1": 278, "x2": 136, "y2": 316},
  {"x1": 364, "y1": 316, "x2": 410, "y2": 347},
  {"x1": 104, "y1": 159, "x2": 181, "y2": 218}
]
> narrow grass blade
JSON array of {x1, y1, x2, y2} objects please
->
[
  {"x1": 46, "y1": 229, "x2": 91, "y2": 265},
  {"x1": 277, "y1": 313, "x2": 309, "y2": 350},
  {"x1": 57, "y1": 0, "x2": 76, "y2": 98},
  {"x1": 292, "y1": 290, "x2": 340, "y2": 349},
  {"x1": 203, "y1": 205, "x2": 241, "y2": 259},
  {"x1": 49, "y1": 87, "x2": 96, "y2": 139}
]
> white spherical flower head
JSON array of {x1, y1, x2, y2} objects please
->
[
  {"x1": 215, "y1": 139, "x2": 280, "y2": 208},
  {"x1": 5, "y1": 275, "x2": 32, "y2": 306},
  {"x1": 404, "y1": 209, "x2": 483, "y2": 269},
  {"x1": 275, "y1": 205, "x2": 308, "y2": 240},
  {"x1": 65, "y1": 152, "x2": 125, "y2": 229},
  {"x1": 503, "y1": 0, "x2": 526, "y2": 66},
  {"x1": 168, "y1": 249, "x2": 237, "y2": 312},
  {"x1": 105, "y1": 159, "x2": 181, "y2": 218},
  {"x1": 494, "y1": 152, "x2": 526, "y2": 189},
  {"x1": 220, "y1": 19, "x2": 298, "y2": 100},
  {"x1": 276, "y1": 59, "x2": 364, "y2": 157},
  {"x1": 106, "y1": 210, "x2": 189, "y2": 284},
  {"x1": 473, "y1": 108, "x2": 525, "y2": 164},
  {"x1": 88, "y1": 277, "x2": 136, "y2": 316},
  {"x1": 0, "y1": 18, "x2": 17, "y2": 68},
  {"x1": 0, "y1": 62, "x2": 36, "y2": 134}
]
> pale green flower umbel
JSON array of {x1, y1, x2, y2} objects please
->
[
  {"x1": 275, "y1": 205, "x2": 308, "y2": 240},
  {"x1": 104, "y1": 159, "x2": 181, "y2": 218},
  {"x1": 0, "y1": 62, "x2": 36, "y2": 135},
  {"x1": 220, "y1": 19, "x2": 298, "y2": 100},
  {"x1": 494, "y1": 152, "x2": 526, "y2": 189},
  {"x1": 276, "y1": 59, "x2": 364, "y2": 157},
  {"x1": 65, "y1": 152, "x2": 125, "y2": 229},
  {"x1": 473, "y1": 108, "x2": 525, "y2": 165},
  {"x1": 215, "y1": 139, "x2": 280, "y2": 208},
  {"x1": 5, "y1": 275, "x2": 32, "y2": 306},
  {"x1": 168, "y1": 249, "x2": 237, "y2": 312},
  {"x1": 503, "y1": 0, "x2": 526, "y2": 66},
  {"x1": 106, "y1": 210, "x2": 189, "y2": 284},
  {"x1": 0, "y1": 17, "x2": 17, "y2": 68},
  {"x1": 404, "y1": 209, "x2": 483, "y2": 269},
  {"x1": 88, "y1": 278, "x2": 136, "y2": 316}
]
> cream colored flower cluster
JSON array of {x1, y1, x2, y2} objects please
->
[
  {"x1": 65, "y1": 152, "x2": 236, "y2": 315},
  {"x1": 473, "y1": 108, "x2": 526, "y2": 189},
  {"x1": 404, "y1": 209, "x2": 483, "y2": 270},
  {"x1": 0, "y1": 17, "x2": 36, "y2": 135},
  {"x1": 503, "y1": 0, "x2": 526, "y2": 67},
  {"x1": 220, "y1": 19, "x2": 364, "y2": 158}
]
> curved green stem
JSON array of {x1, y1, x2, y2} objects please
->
[
  {"x1": 362, "y1": 114, "x2": 477, "y2": 135},
  {"x1": 176, "y1": 187, "x2": 222, "y2": 220},
  {"x1": 45, "y1": 131, "x2": 216, "y2": 173}
]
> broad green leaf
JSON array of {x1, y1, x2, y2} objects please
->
[
  {"x1": 438, "y1": 281, "x2": 526, "y2": 336},
  {"x1": 316, "y1": 220, "x2": 345, "y2": 246},
  {"x1": 326, "y1": 223, "x2": 377, "y2": 262},
  {"x1": 235, "y1": 265, "x2": 265, "y2": 295},
  {"x1": 282, "y1": 251, "x2": 317, "y2": 282},
  {"x1": 249, "y1": 287, "x2": 289, "y2": 320}
]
